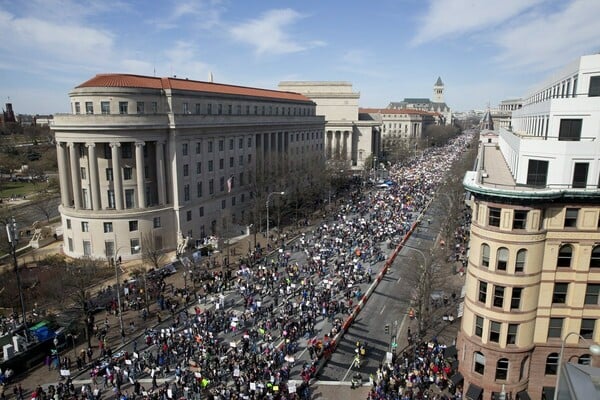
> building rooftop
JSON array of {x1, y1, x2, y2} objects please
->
[{"x1": 76, "y1": 74, "x2": 312, "y2": 102}]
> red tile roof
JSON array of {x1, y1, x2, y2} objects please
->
[
  {"x1": 359, "y1": 107, "x2": 438, "y2": 116},
  {"x1": 76, "y1": 74, "x2": 312, "y2": 102}
]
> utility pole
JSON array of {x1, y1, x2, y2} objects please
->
[{"x1": 6, "y1": 217, "x2": 28, "y2": 342}]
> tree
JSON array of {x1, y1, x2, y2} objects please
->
[
  {"x1": 141, "y1": 232, "x2": 166, "y2": 270},
  {"x1": 130, "y1": 266, "x2": 150, "y2": 314}
]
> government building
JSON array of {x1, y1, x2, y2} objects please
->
[
  {"x1": 52, "y1": 74, "x2": 325, "y2": 261},
  {"x1": 457, "y1": 54, "x2": 600, "y2": 400}
]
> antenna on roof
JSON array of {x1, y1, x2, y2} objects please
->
[
  {"x1": 153, "y1": 67, "x2": 156, "y2": 77},
  {"x1": 208, "y1": 72, "x2": 213, "y2": 83}
]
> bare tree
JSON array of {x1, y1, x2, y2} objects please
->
[{"x1": 141, "y1": 231, "x2": 166, "y2": 269}]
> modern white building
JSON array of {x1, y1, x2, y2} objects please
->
[
  {"x1": 458, "y1": 54, "x2": 600, "y2": 400},
  {"x1": 52, "y1": 74, "x2": 325, "y2": 261},
  {"x1": 277, "y1": 81, "x2": 380, "y2": 170}
]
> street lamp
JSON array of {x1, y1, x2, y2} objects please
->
[
  {"x1": 553, "y1": 332, "x2": 600, "y2": 400},
  {"x1": 5, "y1": 217, "x2": 28, "y2": 343},
  {"x1": 266, "y1": 191, "x2": 285, "y2": 249},
  {"x1": 112, "y1": 244, "x2": 139, "y2": 344}
]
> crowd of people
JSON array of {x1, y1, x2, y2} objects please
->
[{"x1": 2, "y1": 132, "x2": 473, "y2": 400}]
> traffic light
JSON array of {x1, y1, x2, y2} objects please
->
[{"x1": 384, "y1": 324, "x2": 390, "y2": 335}]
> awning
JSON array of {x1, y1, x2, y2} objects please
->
[
  {"x1": 449, "y1": 372, "x2": 463, "y2": 386},
  {"x1": 445, "y1": 345, "x2": 457, "y2": 359},
  {"x1": 516, "y1": 390, "x2": 531, "y2": 400},
  {"x1": 465, "y1": 384, "x2": 483, "y2": 400}
]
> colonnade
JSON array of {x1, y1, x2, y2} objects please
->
[
  {"x1": 325, "y1": 130, "x2": 353, "y2": 160},
  {"x1": 56, "y1": 140, "x2": 168, "y2": 211}
]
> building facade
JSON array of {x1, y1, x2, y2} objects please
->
[
  {"x1": 52, "y1": 74, "x2": 325, "y2": 261},
  {"x1": 388, "y1": 77, "x2": 452, "y2": 125},
  {"x1": 277, "y1": 81, "x2": 380, "y2": 170},
  {"x1": 457, "y1": 55, "x2": 600, "y2": 400}
]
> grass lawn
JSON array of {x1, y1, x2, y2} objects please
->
[{"x1": 0, "y1": 181, "x2": 41, "y2": 198}]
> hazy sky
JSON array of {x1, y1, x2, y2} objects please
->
[{"x1": 1, "y1": 0, "x2": 600, "y2": 115}]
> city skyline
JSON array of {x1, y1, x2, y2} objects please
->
[{"x1": 1, "y1": 0, "x2": 600, "y2": 115}]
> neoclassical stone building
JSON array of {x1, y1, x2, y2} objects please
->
[
  {"x1": 458, "y1": 55, "x2": 600, "y2": 400},
  {"x1": 277, "y1": 81, "x2": 380, "y2": 170},
  {"x1": 52, "y1": 74, "x2": 325, "y2": 261}
]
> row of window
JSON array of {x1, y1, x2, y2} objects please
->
[
  {"x1": 480, "y1": 244, "x2": 526, "y2": 272},
  {"x1": 473, "y1": 315, "x2": 519, "y2": 345},
  {"x1": 66, "y1": 237, "x2": 142, "y2": 258},
  {"x1": 486, "y1": 207, "x2": 529, "y2": 229},
  {"x1": 477, "y1": 283, "x2": 522, "y2": 310},
  {"x1": 551, "y1": 282, "x2": 600, "y2": 306},
  {"x1": 67, "y1": 217, "x2": 162, "y2": 233},
  {"x1": 527, "y1": 157, "x2": 599, "y2": 189},
  {"x1": 73, "y1": 100, "x2": 315, "y2": 117},
  {"x1": 182, "y1": 179, "x2": 249, "y2": 201}
]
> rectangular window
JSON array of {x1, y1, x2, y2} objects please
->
[
  {"x1": 153, "y1": 217, "x2": 161, "y2": 228},
  {"x1": 101, "y1": 101, "x2": 110, "y2": 115},
  {"x1": 107, "y1": 190, "x2": 115, "y2": 208},
  {"x1": 183, "y1": 102, "x2": 189, "y2": 114},
  {"x1": 218, "y1": 140, "x2": 224, "y2": 151},
  {"x1": 239, "y1": 138, "x2": 243, "y2": 149},
  {"x1": 129, "y1": 220, "x2": 138, "y2": 231},
  {"x1": 584, "y1": 283, "x2": 600, "y2": 305},
  {"x1": 478, "y1": 281, "x2": 488, "y2": 303},
  {"x1": 507, "y1": 324, "x2": 518, "y2": 345},
  {"x1": 103, "y1": 222, "x2": 113, "y2": 233},
  {"x1": 80, "y1": 167, "x2": 87, "y2": 180},
  {"x1": 182, "y1": 143, "x2": 188, "y2": 156},
  {"x1": 220, "y1": 176, "x2": 225, "y2": 192},
  {"x1": 565, "y1": 208, "x2": 579, "y2": 227},
  {"x1": 552, "y1": 282, "x2": 568, "y2": 304},
  {"x1": 74, "y1": 102, "x2": 81, "y2": 114},
  {"x1": 66, "y1": 219, "x2": 72, "y2": 229},
  {"x1": 229, "y1": 157, "x2": 234, "y2": 168},
  {"x1": 196, "y1": 162, "x2": 202, "y2": 174},
  {"x1": 588, "y1": 76, "x2": 600, "y2": 97},
  {"x1": 199, "y1": 206, "x2": 204, "y2": 217},
  {"x1": 195, "y1": 103, "x2": 201, "y2": 114},
  {"x1": 229, "y1": 139, "x2": 234, "y2": 150},
  {"x1": 475, "y1": 315, "x2": 483, "y2": 337},
  {"x1": 68, "y1": 237, "x2": 73, "y2": 252},
  {"x1": 227, "y1": 104, "x2": 232, "y2": 114},
  {"x1": 184, "y1": 184, "x2": 190, "y2": 201},
  {"x1": 526, "y1": 159, "x2": 549, "y2": 187},
  {"x1": 123, "y1": 167, "x2": 133, "y2": 180},
  {"x1": 196, "y1": 142, "x2": 201, "y2": 154},
  {"x1": 137, "y1": 101, "x2": 144, "y2": 114},
  {"x1": 121, "y1": 143, "x2": 132, "y2": 158},
  {"x1": 125, "y1": 189, "x2": 135, "y2": 208},
  {"x1": 219, "y1": 158, "x2": 224, "y2": 169},
  {"x1": 474, "y1": 352, "x2": 485, "y2": 375},
  {"x1": 119, "y1": 101, "x2": 128, "y2": 114},
  {"x1": 85, "y1": 102, "x2": 93, "y2": 114},
  {"x1": 221, "y1": 199, "x2": 226, "y2": 209},
  {"x1": 151, "y1": 102, "x2": 157, "y2": 113},
  {"x1": 558, "y1": 119, "x2": 582, "y2": 141},
  {"x1": 105, "y1": 241, "x2": 114, "y2": 258},
  {"x1": 580, "y1": 318, "x2": 595, "y2": 339},
  {"x1": 239, "y1": 155, "x2": 244, "y2": 166},
  {"x1": 130, "y1": 238, "x2": 140, "y2": 254},
  {"x1": 209, "y1": 179, "x2": 214, "y2": 195},
  {"x1": 248, "y1": 137, "x2": 252, "y2": 147},
  {"x1": 493, "y1": 285, "x2": 505, "y2": 308},
  {"x1": 83, "y1": 240, "x2": 92, "y2": 257},
  {"x1": 489, "y1": 321, "x2": 501, "y2": 343},
  {"x1": 208, "y1": 160, "x2": 213, "y2": 172},
  {"x1": 548, "y1": 317, "x2": 563, "y2": 338},
  {"x1": 513, "y1": 210, "x2": 528, "y2": 229},
  {"x1": 217, "y1": 104, "x2": 222, "y2": 115},
  {"x1": 511, "y1": 287, "x2": 522, "y2": 310},
  {"x1": 208, "y1": 141, "x2": 213, "y2": 152},
  {"x1": 207, "y1": 103, "x2": 212, "y2": 114},
  {"x1": 186, "y1": 210, "x2": 192, "y2": 221},
  {"x1": 197, "y1": 181, "x2": 203, "y2": 197},
  {"x1": 488, "y1": 207, "x2": 501, "y2": 227},
  {"x1": 572, "y1": 162, "x2": 589, "y2": 188},
  {"x1": 231, "y1": 196, "x2": 236, "y2": 206},
  {"x1": 183, "y1": 164, "x2": 189, "y2": 177},
  {"x1": 81, "y1": 221, "x2": 89, "y2": 232}
]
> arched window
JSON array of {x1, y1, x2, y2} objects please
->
[
  {"x1": 590, "y1": 245, "x2": 600, "y2": 268},
  {"x1": 481, "y1": 244, "x2": 490, "y2": 267},
  {"x1": 515, "y1": 249, "x2": 527, "y2": 273},
  {"x1": 474, "y1": 351, "x2": 485, "y2": 374},
  {"x1": 557, "y1": 244, "x2": 573, "y2": 268},
  {"x1": 497, "y1": 247, "x2": 509, "y2": 271},
  {"x1": 578, "y1": 354, "x2": 592, "y2": 366},
  {"x1": 495, "y1": 358, "x2": 509, "y2": 380},
  {"x1": 545, "y1": 353, "x2": 559, "y2": 375}
]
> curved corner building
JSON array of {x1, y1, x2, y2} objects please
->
[
  {"x1": 52, "y1": 74, "x2": 325, "y2": 261},
  {"x1": 457, "y1": 55, "x2": 600, "y2": 400}
]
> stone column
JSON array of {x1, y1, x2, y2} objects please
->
[
  {"x1": 56, "y1": 142, "x2": 71, "y2": 207},
  {"x1": 342, "y1": 131, "x2": 349, "y2": 161},
  {"x1": 110, "y1": 142, "x2": 124, "y2": 210},
  {"x1": 86, "y1": 143, "x2": 101, "y2": 210},
  {"x1": 68, "y1": 142, "x2": 82, "y2": 209},
  {"x1": 135, "y1": 141, "x2": 146, "y2": 208},
  {"x1": 334, "y1": 131, "x2": 341, "y2": 158},
  {"x1": 155, "y1": 141, "x2": 166, "y2": 205}
]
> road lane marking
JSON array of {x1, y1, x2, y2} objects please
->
[{"x1": 379, "y1": 305, "x2": 386, "y2": 314}]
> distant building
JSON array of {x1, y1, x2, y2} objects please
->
[
  {"x1": 388, "y1": 77, "x2": 452, "y2": 124},
  {"x1": 457, "y1": 54, "x2": 600, "y2": 400},
  {"x1": 277, "y1": 81, "x2": 380, "y2": 170},
  {"x1": 1, "y1": 103, "x2": 16, "y2": 126},
  {"x1": 52, "y1": 73, "x2": 325, "y2": 260},
  {"x1": 492, "y1": 98, "x2": 522, "y2": 130}
]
